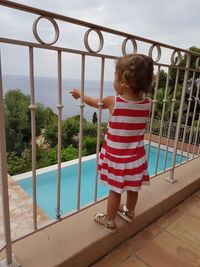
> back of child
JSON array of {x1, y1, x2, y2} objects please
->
[
  {"x1": 70, "y1": 54, "x2": 153, "y2": 233},
  {"x1": 99, "y1": 94, "x2": 151, "y2": 193}
]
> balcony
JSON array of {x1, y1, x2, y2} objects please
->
[
  {"x1": 93, "y1": 187, "x2": 200, "y2": 267},
  {"x1": 0, "y1": 1, "x2": 200, "y2": 266},
  {"x1": 0, "y1": 158, "x2": 200, "y2": 266}
]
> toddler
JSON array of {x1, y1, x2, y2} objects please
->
[{"x1": 70, "y1": 54, "x2": 153, "y2": 233}]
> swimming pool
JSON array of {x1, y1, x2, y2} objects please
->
[{"x1": 17, "y1": 145, "x2": 186, "y2": 219}]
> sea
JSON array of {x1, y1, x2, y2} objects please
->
[{"x1": 2, "y1": 75, "x2": 114, "y2": 122}]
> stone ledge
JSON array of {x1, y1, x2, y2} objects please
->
[{"x1": 1, "y1": 157, "x2": 200, "y2": 267}]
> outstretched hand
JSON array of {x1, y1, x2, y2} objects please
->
[{"x1": 70, "y1": 89, "x2": 81, "y2": 99}]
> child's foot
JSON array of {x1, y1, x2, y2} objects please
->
[
  {"x1": 117, "y1": 205, "x2": 134, "y2": 223},
  {"x1": 94, "y1": 213, "x2": 117, "y2": 233}
]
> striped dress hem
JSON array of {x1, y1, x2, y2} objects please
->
[{"x1": 100, "y1": 180, "x2": 150, "y2": 193}]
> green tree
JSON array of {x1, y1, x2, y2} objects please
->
[
  {"x1": 169, "y1": 46, "x2": 200, "y2": 125},
  {"x1": 61, "y1": 145, "x2": 79, "y2": 161},
  {"x1": 92, "y1": 112, "x2": 98, "y2": 124},
  {"x1": 35, "y1": 104, "x2": 57, "y2": 136},
  {"x1": 7, "y1": 152, "x2": 31, "y2": 175},
  {"x1": 4, "y1": 89, "x2": 57, "y2": 154},
  {"x1": 4, "y1": 90, "x2": 31, "y2": 154},
  {"x1": 153, "y1": 85, "x2": 186, "y2": 123},
  {"x1": 62, "y1": 117, "x2": 80, "y2": 147},
  {"x1": 44, "y1": 122, "x2": 58, "y2": 147},
  {"x1": 168, "y1": 47, "x2": 199, "y2": 88},
  {"x1": 149, "y1": 46, "x2": 200, "y2": 125},
  {"x1": 45, "y1": 116, "x2": 80, "y2": 148},
  {"x1": 83, "y1": 136, "x2": 104, "y2": 155},
  {"x1": 83, "y1": 122, "x2": 97, "y2": 137},
  {"x1": 158, "y1": 70, "x2": 167, "y2": 89},
  {"x1": 46, "y1": 148, "x2": 58, "y2": 165},
  {"x1": 83, "y1": 136, "x2": 97, "y2": 155}
]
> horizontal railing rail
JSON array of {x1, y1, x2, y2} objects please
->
[{"x1": 0, "y1": 1, "x2": 200, "y2": 265}]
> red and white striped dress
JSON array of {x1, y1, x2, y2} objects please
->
[{"x1": 98, "y1": 95, "x2": 151, "y2": 193}]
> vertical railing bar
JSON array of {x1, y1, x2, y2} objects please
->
[
  {"x1": 29, "y1": 46, "x2": 37, "y2": 230},
  {"x1": 77, "y1": 55, "x2": 85, "y2": 210},
  {"x1": 94, "y1": 57, "x2": 105, "y2": 202},
  {"x1": 186, "y1": 76, "x2": 200, "y2": 160},
  {"x1": 180, "y1": 71, "x2": 196, "y2": 163},
  {"x1": 164, "y1": 69, "x2": 180, "y2": 170},
  {"x1": 56, "y1": 51, "x2": 63, "y2": 219},
  {"x1": 155, "y1": 67, "x2": 170, "y2": 175},
  {"x1": 0, "y1": 50, "x2": 13, "y2": 265},
  {"x1": 192, "y1": 112, "x2": 200, "y2": 158},
  {"x1": 167, "y1": 54, "x2": 191, "y2": 182},
  {"x1": 147, "y1": 65, "x2": 160, "y2": 162}
]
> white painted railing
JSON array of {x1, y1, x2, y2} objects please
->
[
  {"x1": 146, "y1": 119, "x2": 200, "y2": 145},
  {"x1": 0, "y1": 0, "x2": 200, "y2": 265}
]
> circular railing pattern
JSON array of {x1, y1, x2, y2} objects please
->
[
  {"x1": 171, "y1": 50, "x2": 182, "y2": 65},
  {"x1": 148, "y1": 44, "x2": 161, "y2": 62},
  {"x1": 84, "y1": 29, "x2": 104, "y2": 53},
  {"x1": 122, "y1": 38, "x2": 137, "y2": 56},
  {"x1": 33, "y1": 16, "x2": 60, "y2": 45}
]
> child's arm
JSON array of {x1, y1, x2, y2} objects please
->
[{"x1": 70, "y1": 89, "x2": 115, "y2": 114}]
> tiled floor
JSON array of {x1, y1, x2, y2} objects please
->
[
  {"x1": 92, "y1": 189, "x2": 200, "y2": 267},
  {"x1": 0, "y1": 175, "x2": 51, "y2": 248}
]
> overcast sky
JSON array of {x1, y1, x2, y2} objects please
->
[{"x1": 0, "y1": 0, "x2": 200, "y2": 79}]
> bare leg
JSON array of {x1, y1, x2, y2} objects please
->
[
  {"x1": 107, "y1": 190, "x2": 121, "y2": 221},
  {"x1": 126, "y1": 191, "x2": 138, "y2": 214},
  {"x1": 117, "y1": 191, "x2": 138, "y2": 222}
]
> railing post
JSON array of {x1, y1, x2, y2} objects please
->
[
  {"x1": 165, "y1": 54, "x2": 191, "y2": 183},
  {"x1": 0, "y1": 51, "x2": 20, "y2": 266},
  {"x1": 56, "y1": 50, "x2": 63, "y2": 219},
  {"x1": 29, "y1": 47, "x2": 37, "y2": 230},
  {"x1": 94, "y1": 57, "x2": 105, "y2": 202},
  {"x1": 77, "y1": 55, "x2": 85, "y2": 210}
]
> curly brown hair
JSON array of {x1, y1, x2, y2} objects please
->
[{"x1": 115, "y1": 54, "x2": 154, "y2": 94}]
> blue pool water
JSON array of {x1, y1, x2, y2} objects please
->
[{"x1": 17, "y1": 145, "x2": 186, "y2": 219}]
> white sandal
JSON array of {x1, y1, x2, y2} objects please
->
[
  {"x1": 94, "y1": 213, "x2": 117, "y2": 233},
  {"x1": 117, "y1": 205, "x2": 134, "y2": 223}
]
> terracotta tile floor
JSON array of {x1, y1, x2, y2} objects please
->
[
  {"x1": 0, "y1": 175, "x2": 51, "y2": 249},
  {"x1": 92, "y1": 189, "x2": 200, "y2": 267}
]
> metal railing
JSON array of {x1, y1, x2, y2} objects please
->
[
  {"x1": 0, "y1": 0, "x2": 200, "y2": 265},
  {"x1": 146, "y1": 118, "x2": 200, "y2": 145}
]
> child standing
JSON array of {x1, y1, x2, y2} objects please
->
[{"x1": 70, "y1": 54, "x2": 153, "y2": 233}]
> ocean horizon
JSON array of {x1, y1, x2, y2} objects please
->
[{"x1": 2, "y1": 75, "x2": 113, "y2": 122}]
